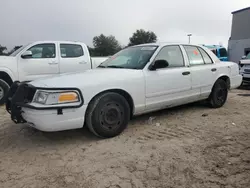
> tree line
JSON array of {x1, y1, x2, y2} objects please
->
[{"x1": 0, "y1": 29, "x2": 157, "y2": 56}]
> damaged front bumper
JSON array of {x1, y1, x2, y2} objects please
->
[{"x1": 5, "y1": 81, "x2": 87, "y2": 132}]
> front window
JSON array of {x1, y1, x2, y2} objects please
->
[
  {"x1": 98, "y1": 46, "x2": 158, "y2": 69},
  {"x1": 27, "y1": 43, "x2": 56, "y2": 58}
]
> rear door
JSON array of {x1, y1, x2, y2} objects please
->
[
  {"x1": 59, "y1": 43, "x2": 91, "y2": 73},
  {"x1": 183, "y1": 45, "x2": 218, "y2": 98},
  {"x1": 18, "y1": 43, "x2": 59, "y2": 81}
]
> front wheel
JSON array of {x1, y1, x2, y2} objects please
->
[
  {"x1": 209, "y1": 79, "x2": 228, "y2": 108},
  {"x1": 0, "y1": 79, "x2": 10, "y2": 105},
  {"x1": 85, "y1": 92, "x2": 130, "y2": 138}
]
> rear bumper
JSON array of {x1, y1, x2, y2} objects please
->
[
  {"x1": 5, "y1": 81, "x2": 86, "y2": 132},
  {"x1": 230, "y1": 75, "x2": 243, "y2": 89}
]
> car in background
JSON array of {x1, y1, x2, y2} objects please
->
[
  {"x1": 239, "y1": 53, "x2": 250, "y2": 85},
  {"x1": 5, "y1": 43, "x2": 242, "y2": 138},
  {"x1": 203, "y1": 45, "x2": 228, "y2": 61},
  {"x1": 0, "y1": 41, "x2": 108, "y2": 104}
]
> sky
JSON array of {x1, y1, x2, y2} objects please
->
[{"x1": 0, "y1": 0, "x2": 249, "y2": 50}]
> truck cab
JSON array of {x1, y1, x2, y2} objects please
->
[
  {"x1": 0, "y1": 41, "x2": 108, "y2": 104},
  {"x1": 203, "y1": 45, "x2": 228, "y2": 62}
]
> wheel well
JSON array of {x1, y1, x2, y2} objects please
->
[
  {"x1": 0, "y1": 71, "x2": 13, "y2": 86},
  {"x1": 218, "y1": 75, "x2": 230, "y2": 89},
  {"x1": 89, "y1": 89, "x2": 134, "y2": 118}
]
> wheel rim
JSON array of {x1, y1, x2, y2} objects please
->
[
  {"x1": 216, "y1": 83, "x2": 227, "y2": 104},
  {"x1": 99, "y1": 102, "x2": 124, "y2": 131},
  {"x1": 0, "y1": 86, "x2": 4, "y2": 101}
]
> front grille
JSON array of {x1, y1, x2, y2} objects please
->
[
  {"x1": 244, "y1": 69, "x2": 250, "y2": 73},
  {"x1": 24, "y1": 85, "x2": 36, "y2": 103},
  {"x1": 243, "y1": 77, "x2": 250, "y2": 82}
]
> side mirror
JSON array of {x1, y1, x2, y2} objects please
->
[
  {"x1": 149, "y1": 59, "x2": 169, "y2": 70},
  {"x1": 21, "y1": 51, "x2": 32, "y2": 59},
  {"x1": 242, "y1": 55, "x2": 246, "y2": 59}
]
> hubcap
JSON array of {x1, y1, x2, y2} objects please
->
[
  {"x1": 100, "y1": 102, "x2": 124, "y2": 131},
  {"x1": 0, "y1": 86, "x2": 4, "y2": 100}
]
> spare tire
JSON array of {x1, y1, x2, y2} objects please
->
[{"x1": 0, "y1": 79, "x2": 10, "y2": 105}]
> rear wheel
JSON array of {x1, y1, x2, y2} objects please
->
[
  {"x1": 209, "y1": 79, "x2": 228, "y2": 108},
  {"x1": 0, "y1": 79, "x2": 10, "y2": 105},
  {"x1": 86, "y1": 92, "x2": 130, "y2": 138}
]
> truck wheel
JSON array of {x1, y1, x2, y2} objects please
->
[
  {"x1": 209, "y1": 79, "x2": 228, "y2": 108},
  {"x1": 0, "y1": 79, "x2": 10, "y2": 105},
  {"x1": 86, "y1": 92, "x2": 130, "y2": 138}
]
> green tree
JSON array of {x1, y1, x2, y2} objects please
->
[
  {"x1": 93, "y1": 34, "x2": 121, "y2": 56},
  {"x1": 8, "y1": 45, "x2": 22, "y2": 55},
  {"x1": 0, "y1": 45, "x2": 7, "y2": 55},
  {"x1": 128, "y1": 29, "x2": 157, "y2": 46}
]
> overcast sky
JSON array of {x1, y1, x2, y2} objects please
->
[{"x1": 0, "y1": 0, "x2": 249, "y2": 49}]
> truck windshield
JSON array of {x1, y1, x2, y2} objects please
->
[
  {"x1": 246, "y1": 53, "x2": 250, "y2": 59},
  {"x1": 98, "y1": 46, "x2": 158, "y2": 69},
  {"x1": 9, "y1": 44, "x2": 29, "y2": 57}
]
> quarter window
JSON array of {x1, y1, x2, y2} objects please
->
[
  {"x1": 184, "y1": 46, "x2": 204, "y2": 65},
  {"x1": 198, "y1": 47, "x2": 213, "y2": 64},
  {"x1": 60, "y1": 44, "x2": 84, "y2": 58},
  {"x1": 154, "y1": 45, "x2": 184, "y2": 68},
  {"x1": 27, "y1": 43, "x2": 56, "y2": 58}
]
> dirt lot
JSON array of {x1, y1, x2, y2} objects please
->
[{"x1": 0, "y1": 89, "x2": 250, "y2": 188}]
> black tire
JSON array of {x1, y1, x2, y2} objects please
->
[
  {"x1": 209, "y1": 79, "x2": 228, "y2": 108},
  {"x1": 85, "y1": 92, "x2": 130, "y2": 138},
  {"x1": 0, "y1": 79, "x2": 10, "y2": 105}
]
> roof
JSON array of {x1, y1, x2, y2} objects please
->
[{"x1": 232, "y1": 6, "x2": 250, "y2": 14}]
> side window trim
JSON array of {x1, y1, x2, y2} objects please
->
[
  {"x1": 60, "y1": 43, "x2": 84, "y2": 58},
  {"x1": 152, "y1": 45, "x2": 185, "y2": 69},
  {"x1": 26, "y1": 43, "x2": 56, "y2": 59},
  {"x1": 197, "y1": 47, "x2": 214, "y2": 64}
]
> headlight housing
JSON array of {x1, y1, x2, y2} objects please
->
[{"x1": 33, "y1": 90, "x2": 81, "y2": 105}]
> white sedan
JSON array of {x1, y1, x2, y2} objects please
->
[{"x1": 5, "y1": 43, "x2": 242, "y2": 138}]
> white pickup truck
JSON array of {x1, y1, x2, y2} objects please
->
[
  {"x1": 0, "y1": 41, "x2": 108, "y2": 104},
  {"x1": 239, "y1": 53, "x2": 250, "y2": 85},
  {"x1": 5, "y1": 43, "x2": 242, "y2": 138}
]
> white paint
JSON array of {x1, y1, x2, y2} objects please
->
[
  {"x1": 0, "y1": 41, "x2": 108, "y2": 82},
  {"x1": 18, "y1": 43, "x2": 242, "y2": 132}
]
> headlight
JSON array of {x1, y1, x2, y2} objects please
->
[{"x1": 33, "y1": 90, "x2": 80, "y2": 105}]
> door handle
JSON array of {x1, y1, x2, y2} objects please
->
[
  {"x1": 182, "y1": 71, "x2": 190, "y2": 76},
  {"x1": 48, "y1": 62, "x2": 58, "y2": 65},
  {"x1": 211, "y1": 68, "x2": 217, "y2": 72},
  {"x1": 78, "y1": 61, "x2": 87, "y2": 64}
]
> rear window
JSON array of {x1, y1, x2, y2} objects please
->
[{"x1": 60, "y1": 44, "x2": 84, "y2": 58}]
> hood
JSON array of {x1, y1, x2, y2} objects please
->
[
  {"x1": 30, "y1": 68, "x2": 143, "y2": 88},
  {"x1": 240, "y1": 59, "x2": 250, "y2": 65},
  {"x1": 0, "y1": 56, "x2": 16, "y2": 67}
]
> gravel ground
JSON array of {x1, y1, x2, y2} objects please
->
[{"x1": 0, "y1": 88, "x2": 250, "y2": 188}]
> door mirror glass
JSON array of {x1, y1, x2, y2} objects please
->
[
  {"x1": 21, "y1": 51, "x2": 33, "y2": 59},
  {"x1": 242, "y1": 55, "x2": 247, "y2": 59},
  {"x1": 150, "y1": 60, "x2": 169, "y2": 70}
]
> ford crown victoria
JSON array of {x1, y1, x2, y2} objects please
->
[{"x1": 5, "y1": 43, "x2": 242, "y2": 138}]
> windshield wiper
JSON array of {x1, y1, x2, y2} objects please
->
[
  {"x1": 97, "y1": 65, "x2": 106, "y2": 68},
  {"x1": 106, "y1": 65, "x2": 126, "y2": 68}
]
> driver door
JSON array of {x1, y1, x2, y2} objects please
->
[
  {"x1": 18, "y1": 43, "x2": 59, "y2": 81},
  {"x1": 144, "y1": 45, "x2": 192, "y2": 111}
]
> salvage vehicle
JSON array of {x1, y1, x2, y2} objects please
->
[
  {"x1": 239, "y1": 53, "x2": 250, "y2": 85},
  {"x1": 0, "y1": 41, "x2": 108, "y2": 104},
  {"x1": 5, "y1": 43, "x2": 242, "y2": 138}
]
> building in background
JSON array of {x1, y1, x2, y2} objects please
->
[{"x1": 228, "y1": 7, "x2": 250, "y2": 63}]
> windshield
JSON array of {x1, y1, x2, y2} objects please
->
[
  {"x1": 98, "y1": 46, "x2": 158, "y2": 69},
  {"x1": 246, "y1": 53, "x2": 250, "y2": 59},
  {"x1": 9, "y1": 44, "x2": 29, "y2": 57}
]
